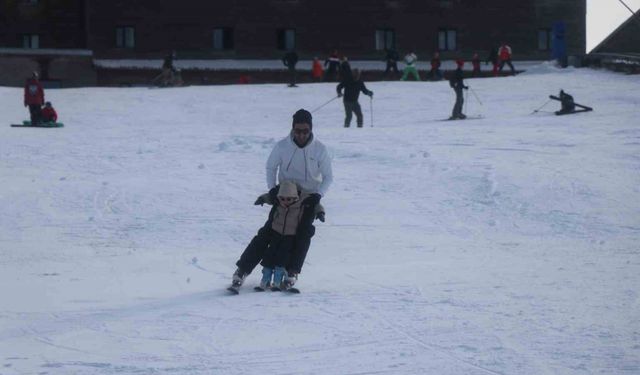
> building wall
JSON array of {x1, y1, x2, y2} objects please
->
[
  {"x1": 1, "y1": 0, "x2": 586, "y2": 58},
  {"x1": 83, "y1": 0, "x2": 586, "y2": 59}
]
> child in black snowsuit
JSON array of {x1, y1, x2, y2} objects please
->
[{"x1": 337, "y1": 69, "x2": 373, "y2": 128}]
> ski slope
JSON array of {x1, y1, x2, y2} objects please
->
[{"x1": 1, "y1": 63, "x2": 639, "y2": 374}]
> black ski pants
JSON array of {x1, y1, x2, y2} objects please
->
[
  {"x1": 235, "y1": 203, "x2": 316, "y2": 275},
  {"x1": 288, "y1": 66, "x2": 297, "y2": 86},
  {"x1": 384, "y1": 61, "x2": 398, "y2": 76},
  {"x1": 344, "y1": 101, "x2": 363, "y2": 127},
  {"x1": 28, "y1": 105, "x2": 42, "y2": 124},
  {"x1": 452, "y1": 87, "x2": 464, "y2": 118},
  {"x1": 499, "y1": 59, "x2": 515, "y2": 75}
]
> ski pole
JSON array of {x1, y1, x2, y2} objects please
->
[
  {"x1": 531, "y1": 98, "x2": 552, "y2": 114},
  {"x1": 370, "y1": 96, "x2": 374, "y2": 128},
  {"x1": 469, "y1": 86, "x2": 483, "y2": 106},
  {"x1": 310, "y1": 96, "x2": 339, "y2": 113}
]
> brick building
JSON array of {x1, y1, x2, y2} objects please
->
[{"x1": 0, "y1": 0, "x2": 587, "y2": 86}]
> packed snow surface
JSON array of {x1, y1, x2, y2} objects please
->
[{"x1": 1, "y1": 64, "x2": 639, "y2": 374}]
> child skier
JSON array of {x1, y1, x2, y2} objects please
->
[
  {"x1": 258, "y1": 180, "x2": 316, "y2": 290},
  {"x1": 41, "y1": 102, "x2": 58, "y2": 123},
  {"x1": 401, "y1": 50, "x2": 420, "y2": 81}
]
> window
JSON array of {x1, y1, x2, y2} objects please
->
[
  {"x1": 375, "y1": 29, "x2": 396, "y2": 51},
  {"x1": 538, "y1": 28, "x2": 552, "y2": 51},
  {"x1": 116, "y1": 26, "x2": 135, "y2": 48},
  {"x1": 22, "y1": 34, "x2": 39, "y2": 49},
  {"x1": 438, "y1": 28, "x2": 457, "y2": 51},
  {"x1": 213, "y1": 28, "x2": 234, "y2": 50},
  {"x1": 276, "y1": 28, "x2": 295, "y2": 50}
]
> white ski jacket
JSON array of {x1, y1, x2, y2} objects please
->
[{"x1": 266, "y1": 133, "x2": 333, "y2": 196}]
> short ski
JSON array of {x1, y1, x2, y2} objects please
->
[
  {"x1": 227, "y1": 285, "x2": 240, "y2": 295},
  {"x1": 271, "y1": 285, "x2": 300, "y2": 294}
]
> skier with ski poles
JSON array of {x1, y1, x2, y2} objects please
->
[
  {"x1": 337, "y1": 69, "x2": 373, "y2": 128},
  {"x1": 230, "y1": 109, "x2": 333, "y2": 292},
  {"x1": 449, "y1": 59, "x2": 469, "y2": 120}
]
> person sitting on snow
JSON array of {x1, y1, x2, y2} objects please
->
[
  {"x1": 41, "y1": 102, "x2": 58, "y2": 123},
  {"x1": 557, "y1": 90, "x2": 576, "y2": 114},
  {"x1": 256, "y1": 181, "x2": 323, "y2": 289}
]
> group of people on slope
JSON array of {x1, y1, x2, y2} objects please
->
[
  {"x1": 231, "y1": 109, "x2": 333, "y2": 290},
  {"x1": 383, "y1": 42, "x2": 515, "y2": 81},
  {"x1": 23, "y1": 72, "x2": 58, "y2": 125}
]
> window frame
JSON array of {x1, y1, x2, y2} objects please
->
[
  {"x1": 22, "y1": 34, "x2": 40, "y2": 49},
  {"x1": 438, "y1": 28, "x2": 457, "y2": 51},
  {"x1": 538, "y1": 28, "x2": 553, "y2": 51},
  {"x1": 375, "y1": 28, "x2": 396, "y2": 51},
  {"x1": 116, "y1": 26, "x2": 135, "y2": 49},
  {"x1": 213, "y1": 27, "x2": 234, "y2": 50},
  {"x1": 276, "y1": 28, "x2": 296, "y2": 50}
]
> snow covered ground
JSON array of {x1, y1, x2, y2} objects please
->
[{"x1": 1, "y1": 63, "x2": 639, "y2": 375}]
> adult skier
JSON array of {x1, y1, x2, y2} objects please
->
[
  {"x1": 337, "y1": 69, "x2": 373, "y2": 128},
  {"x1": 401, "y1": 50, "x2": 420, "y2": 81},
  {"x1": 324, "y1": 50, "x2": 340, "y2": 81},
  {"x1": 231, "y1": 109, "x2": 333, "y2": 290},
  {"x1": 383, "y1": 48, "x2": 399, "y2": 77},
  {"x1": 427, "y1": 52, "x2": 443, "y2": 81},
  {"x1": 23, "y1": 71, "x2": 44, "y2": 125},
  {"x1": 498, "y1": 42, "x2": 516, "y2": 75},
  {"x1": 449, "y1": 59, "x2": 469, "y2": 120},
  {"x1": 471, "y1": 53, "x2": 481, "y2": 77},
  {"x1": 486, "y1": 46, "x2": 499, "y2": 77},
  {"x1": 282, "y1": 49, "x2": 299, "y2": 87}
]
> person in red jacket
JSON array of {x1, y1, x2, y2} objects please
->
[
  {"x1": 24, "y1": 71, "x2": 45, "y2": 125},
  {"x1": 41, "y1": 102, "x2": 58, "y2": 123},
  {"x1": 311, "y1": 57, "x2": 324, "y2": 81},
  {"x1": 471, "y1": 53, "x2": 481, "y2": 77},
  {"x1": 498, "y1": 42, "x2": 516, "y2": 75}
]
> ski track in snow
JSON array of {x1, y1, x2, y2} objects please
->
[{"x1": 1, "y1": 63, "x2": 639, "y2": 374}]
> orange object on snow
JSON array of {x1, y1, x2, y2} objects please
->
[{"x1": 312, "y1": 58, "x2": 324, "y2": 79}]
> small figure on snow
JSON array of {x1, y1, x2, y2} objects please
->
[
  {"x1": 312, "y1": 57, "x2": 324, "y2": 82},
  {"x1": 498, "y1": 42, "x2": 516, "y2": 75},
  {"x1": 41, "y1": 102, "x2": 58, "y2": 123},
  {"x1": 401, "y1": 50, "x2": 420, "y2": 81},
  {"x1": 471, "y1": 53, "x2": 481, "y2": 77},
  {"x1": 324, "y1": 50, "x2": 340, "y2": 81},
  {"x1": 24, "y1": 71, "x2": 44, "y2": 125},
  {"x1": 449, "y1": 59, "x2": 469, "y2": 120},
  {"x1": 231, "y1": 109, "x2": 333, "y2": 291},
  {"x1": 282, "y1": 49, "x2": 299, "y2": 87},
  {"x1": 427, "y1": 51, "x2": 443, "y2": 81},
  {"x1": 337, "y1": 69, "x2": 373, "y2": 128},
  {"x1": 339, "y1": 56, "x2": 352, "y2": 82},
  {"x1": 383, "y1": 47, "x2": 400, "y2": 77}
]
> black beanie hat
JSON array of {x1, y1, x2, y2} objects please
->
[{"x1": 292, "y1": 109, "x2": 312, "y2": 129}]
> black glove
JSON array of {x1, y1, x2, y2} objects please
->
[
  {"x1": 337, "y1": 92, "x2": 343, "y2": 98},
  {"x1": 464, "y1": 86, "x2": 469, "y2": 90},
  {"x1": 303, "y1": 193, "x2": 322, "y2": 207},
  {"x1": 316, "y1": 211, "x2": 325, "y2": 222},
  {"x1": 368, "y1": 91, "x2": 374, "y2": 97},
  {"x1": 254, "y1": 195, "x2": 266, "y2": 206}
]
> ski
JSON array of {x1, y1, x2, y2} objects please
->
[
  {"x1": 11, "y1": 121, "x2": 64, "y2": 128},
  {"x1": 437, "y1": 115, "x2": 484, "y2": 122},
  {"x1": 270, "y1": 285, "x2": 300, "y2": 294},
  {"x1": 226, "y1": 285, "x2": 240, "y2": 294},
  {"x1": 254, "y1": 286, "x2": 268, "y2": 292}
]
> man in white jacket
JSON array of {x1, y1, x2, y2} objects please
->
[{"x1": 232, "y1": 109, "x2": 333, "y2": 288}]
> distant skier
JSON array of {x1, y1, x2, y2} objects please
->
[
  {"x1": 337, "y1": 69, "x2": 373, "y2": 128},
  {"x1": 498, "y1": 42, "x2": 516, "y2": 75},
  {"x1": 427, "y1": 52, "x2": 443, "y2": 81},
  {"x1": 282, "y1": 49, "x2": 299, "y2": 87},
  {"x1": 41, "y1": 102, "x2": 58, "y2": 123},
  {"x1": 471, "y1": 53, "x2": 481, "y2": 77},
  {"x1": 157, "y1": 50, "x2": 177, "y2": 86},
  {"x1": 401, "y1": 50, "x2": 420, "y2": 81},
  {"x1": 449, "y1": 59, "x2": 469, "y2": 120},
  {"x1": 311, "y1": 57, "x2": 324, "y2": 81},
  {"x1": 23, "y1": 71, "x2": 44, "y2": 125},
  {"x1": 339, "y1": 56, "x2": 352, "y2": 82},
  {"x1": 324, "y1": 50, "x2": 340, "y2": 81},
  {"x1": 231, "y1": 109, "x2": 333, "y2": 290},
  {"x1": 383, "y1": 48, "x2": 400, "y2": 77},
  {"x1": 256, "y1": 180, "x2": 321, "y2": 290},
  {"x1": 486, "y1": 46, "x2": 499, "y2": 77}
]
